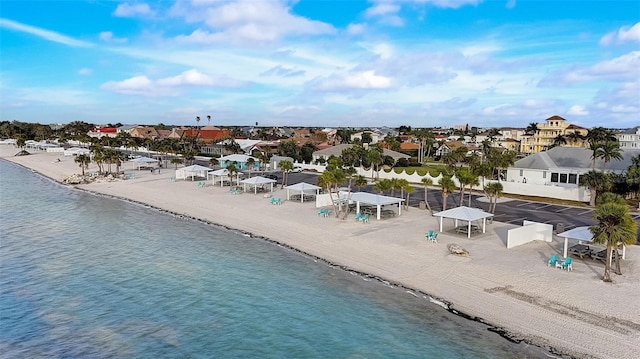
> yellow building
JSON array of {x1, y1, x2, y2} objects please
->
[{"x1": 519, "y1": 115, "x2": 588, "y2": 154}]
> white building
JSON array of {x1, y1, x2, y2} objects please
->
[{"x1": 617, "y1": 126, "x2": 640, "y2": 150}]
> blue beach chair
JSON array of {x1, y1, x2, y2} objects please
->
[
  {"x1": 355, "y1": 212, "x2": 362, "y2": 221},
  {"x1": 561, "y1": 257, "x2": 573, "y2": 272},
  {"x1": 548, "y1": 254, "x2": 558, "y2": 267}
]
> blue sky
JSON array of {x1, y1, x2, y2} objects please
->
[{"x1": 1, "y1": 0, "x2": 638, "y2": 129}]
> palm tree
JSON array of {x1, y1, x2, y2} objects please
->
[
  {"x1": 404, "y1": 184, "x2": 414, "y2": 210},
  {"x1": 171, "y1": 157, "x2": 183, "y2": 169},
  {"x1": 209, "y1": 157, "x2": 219, "y2": 168},
  {"x1": 590, "y1": 201, "x2": 637, "y2": 282},
  {"x1": 366, "y1": 147, "x2": 383, "y2": 181},
  {"x1": 550, "y1": 134, "x2": 567, "y2": 148},
  {"x1": 75, "y1": 154, "x2": 90, "y2": 177},
  {"x1": 566, "y1": 131, "x2": 583, "y2": 146},
  {"x1": 318, "y1": 171, "x2": 338, "y2": 217},
  {"x1": 279, "y1": 160, "x2": 293, "y2": 186},
  {"x1": 580, "y1": 170, "x2": 611, "y2": 206},
  {"x1": 373, "y1": 178, "x2": 392, "y2": 195},
  {"x1": 455, "y1": 168, "x2": 478, "y2": 206},
  {"x1": 525, "y1": 122, "x2": 540, "y2": 135},
  {"x1": 354, "y1": 175, "x2": 367, "y2": 191},
  {"x1": 596, "y1": 141, "x2": 623, "y2": 171},
  {"x1": 439, "y1": 176, "x2": 456, "y2": 211},
  {"x1": 226, "y1": 161, "x2": 240, "y2": 185},
  {"x1": 421, "y1": 177, "x2": 434, "y2": 215},
  {"x1": 484, "y1": 182, "x2": 504, "y2": 214},
  {"x1": 246, "y1": 157, "x2": 255, "y2": 177}
]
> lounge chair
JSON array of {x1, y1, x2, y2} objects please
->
[
  {"x1": 355, "y1": 212, "x2": 362, "y2": 221},
  {"x1": 362, "y1": 214, "x2": 369, "y2": 223},
  {"x1": 568, "y1": 244, "x2": 591, "y2": 259},
  {"x1": 590, "y1": 249, "x2": 607, "y2": 262},
  {"x1": 561, "y1": 257, "x2": 573, "y2": 272},
  {"x1": 548, "y1": 254, "x2": 558, "y2": 267},
  {"x1": 429, "y1": 233, "x2": 438, "y2": 243},
  {"x1": 318, "y1": 208, "x2": 325, "y2": 216},
  {"x1": 169, "y1": 176, "x2": 175, "y2": 182},
  {"x1": 270, "y1": 197, "x2": 277, "y2": 205},
  {"x1": 426, "y1": 230, "x2": 435, "y2": 242},
  {"x1": 276, "y1": 198, "x2": 282, "y2": 205},
  {"x1": 324, "y1": 209, "x2": 331, "y2": 218}
]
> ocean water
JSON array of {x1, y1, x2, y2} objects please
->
[{"x1": 0, "y1": 160, "x2": 550, "y2": 358}]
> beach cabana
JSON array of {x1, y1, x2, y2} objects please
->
[
  {"x1": 557, "y1": 226, "x2": 627, "y2": 260},
  {"x1": 130, "y1": 156, "x2": 159, "y2": 170},
  {"x1": 240, "y1": 176, "x2": 277, "y2": 194},
  {"x1": 285, "y1": 182, "x2": 321, "y2": 203},
  {"x1": 176, "y1": 164, "x2": 212, "y2": 181},
  {"x1": 433, "y1": 206, "x2": 493, "y2": 238},
  {"x1": 208, "y1": 168, "x2": 230, "y2": 186},
  {"x1": 349, "y1": 192, "x2": 404, "y2": 220}
]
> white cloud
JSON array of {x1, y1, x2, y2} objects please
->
[
  {"x1": 567, "y1": 105, "x2": 588, "y2": 115},
  {"x1": 318, "y1": 70, "x2": 392, "y2": 91},
  {"x1": 101, "y1": 69, "x2": 245, "y2": 96},
  {"x1": 540, "y1": 51, "x2": 640, "y2": 85},
  {"x1": 414, "y1": 0, "x2": 480, "y2": 9},
  {"x1": 0, "y1": 18, "x2": 93, "y2": 47},
  {"x1": 113, "y1": 3, "x2": 155, "y2": 18},
  {"x1": 174, "y1": 0, "x2": 335, "y2": 44},
  {"x1": 99, "y1": 31, "x2": 128, "y2": 43},
  {"x1": 600, "y1": 22, "x2": 640, "y2": 45},
  {"x1": 346, "y1": 23, "x2": 366, "y2": 35},
  {"x1": 365, "y1": 2, "x2": 400, "y2": 17},
  {"x1": 505, "y1": 0, "x2": 516, "y2": 9},
  {"x1": 78, "y1": 68, "x2": 93, "y2": 76}
]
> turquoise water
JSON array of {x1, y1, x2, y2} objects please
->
[{"x1": 0, "y1": 160, "x2": 549, "y2": 358}]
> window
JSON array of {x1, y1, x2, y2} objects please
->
[
  {"x1": 519, "y1": 170, "x2": 523, "y2": 176},
  {"x1": 551, "y1": 173, "x2": 559, "y2": 182},
  {"x1": 560, "y1": 173, "x2": 568, "y2": 183},
  {"x1": 568, "y1": 174, "x2": 577, "y2": 184},
  {"x1": 543, "y1": 172, "x2": 547, "y2": 179}
]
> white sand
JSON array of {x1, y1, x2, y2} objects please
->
[{"x1": 3, "y1": 146, "x2": 639, "y2": 359}]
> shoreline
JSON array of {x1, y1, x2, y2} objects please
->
[{"x1": 3, "y1": 147, "x2": 639, "y2": 359}]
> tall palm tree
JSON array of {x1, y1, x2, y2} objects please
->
[
  {"x1": 366, "y1": 147, "x2": 383, "y2": 181},
  {"x1": 404, "y1": 184, "x2": 414, "y2": 210},
  {"x1": 318, "y1": 171, "x2": 338, "y2": 217},
  {"x1": 525, "y1": 122, "x2": 540, "y2": 135},
  {"x1": 75, "y1": 154, "x2": 90, "y2": 177},
  {"x1": 226, "y1": 161, "x2": 240, "y2": 185},
  {"x1": 596, "y1": 141, "x2": 623, "y2": 171},
  {"x1": 484, "y1": 182, "x2": 504, "y2": 214},
  {"x1": 439, "y1": 176, "x2": 456, "y2": 211},
  {"x1": 279, "y1": 160, "x2": 293, "y2": 186},
  {"x1": 590, "y1": 202, "x2": 637, "y2": 282},
  {"x1": 421, "y1": 177, "x2": 434, "y2": 215},
  {"x1": 246, "y1": 157, "x2": 255, "y2": 177},
  {"x1": 171, "y1": 157, "x2": 183, "y2": 169},
  {"x1": 579, "y1": 170, "x2": 611, "y2": 207},
  {"x1": 550, "y1": 134, "x2": 567, "y2": 148}
]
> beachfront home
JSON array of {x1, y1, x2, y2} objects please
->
[
  {"x1": 506, "y1": 147, "x2": 640, "y2": 186},
  {"x1": 519, "y1": 116, "x2": 588, "y2": 154}
]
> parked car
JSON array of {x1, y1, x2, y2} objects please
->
[
  {"x1": 265, "y1": 174, "x2": 278, "y2": 180},
  {"x1": 291, "y1": 167, "x2": 303, "y2": 173}
]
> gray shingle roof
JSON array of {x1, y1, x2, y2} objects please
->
[{"x1": 513, "y1": 147, "x2": 640, "y2": 172}]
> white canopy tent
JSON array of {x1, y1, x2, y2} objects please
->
[
  {"x1": 176, "y1": 164, "x2": 212, "y2": 181},
  {"x1": 240, "y1": 176, "x2": 277, "y2": 194},
  {"x1": 130, "y1": 156, "x2": 159, "y2": 170},
  {"x1": 63, "y1": 147, "x2": 91, "y2": 157},
  {"x1": 349, "y1": 192, "x2": 404, "y2": 220},
  {"x1": 284, "y1": 182, "x2": 321, "y2": 203},
  {"x1": 557, "y1": 226, "x2": 627, "y2": 260},
  {"x1": 208, "y1": 168, "x2": 234, "y2": 187},
  {"x1": 433, "y1": 206, "x2": 494, "y2": 238}
]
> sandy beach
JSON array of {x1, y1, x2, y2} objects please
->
[{"x1": 2, "y1": 146, "x2": 639, "y2": 359}]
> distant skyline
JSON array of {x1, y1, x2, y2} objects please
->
[{"x1": 1, "y1": 1, "x2": 638, "y2": 128}]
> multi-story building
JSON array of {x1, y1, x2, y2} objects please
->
[
  {"x1": 519, "y1": 115, "x2": 588, "y2": 154},
  {"x1": 617, "y1": 126, "x2": 640, "y2": 149}
]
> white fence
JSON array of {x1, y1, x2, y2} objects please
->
[{"x1": 293, "y1": 161, "x2": 591, "y2": 203}]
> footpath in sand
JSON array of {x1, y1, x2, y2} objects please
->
[{"x1": 2, "y1": 146, "x2": 639, "y2": 359}]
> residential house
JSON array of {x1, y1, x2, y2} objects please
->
[
  {"x1": 617, "y1": 126, "x2": 640, "y2": 149},
  {"x1": 506, "y1": 147, "x2": 640, "y2": 186},
  {"x1": 88, "y1": 126, "x2": 118, "y2": 139},
  {"x1": 218, "y1": 154, "x2": 260, "y2": 171},
  {"x1": 435, "y1": 140, "x2": 466, "y2": 157},
  {"x1": 130, "y1": 126, "x2": 160, "y2": 140},
  {"x1": 350, "y1": 130, "x2": 385, "y2": 144},
  {"x1": 519, "y1": 115, "x2": 588, "y2": 154},
  {"x1": 182, "y1": 127, "x2": 232, "y2": 144}
]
